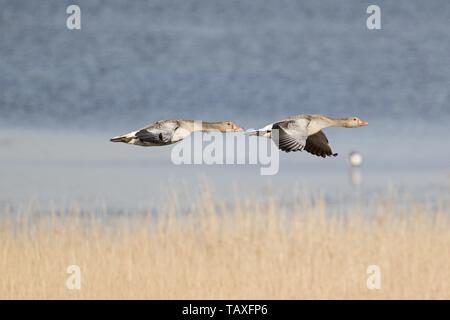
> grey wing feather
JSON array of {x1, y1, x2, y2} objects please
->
[
  {"x1": 272, "y1": 119, "x2": 309, "y2": 153},
  {"x1": 305, "y1": 131, "x2": 338, "y2": 158},
  {"x1": 135, "y1": 121, "x2": 179, "y2": 144}
]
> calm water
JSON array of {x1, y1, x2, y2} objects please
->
[{"x1": 1, "y1": 1, "x2": 449, "y2": 211}]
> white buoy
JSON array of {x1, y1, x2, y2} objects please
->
[
  {"x1": 348, "y1": 151, "x2": 363, "y2": 187},
  {"x1": 349, "y1": 151, "x2": 363, "y2": 167}
]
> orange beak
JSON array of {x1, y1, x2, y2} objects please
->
[
  {"x1": 360, "y1": 120, "x2": 369, "y2": 126},
  {"x1": 233, "y1": 124, "x2": 244, "y2": 132}
]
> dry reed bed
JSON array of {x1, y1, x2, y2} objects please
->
[{"x1": 1, "y1": 193, "x2": 449, "y2": 299}]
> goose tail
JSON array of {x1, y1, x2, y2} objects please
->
[
  {"x1": 110, "y1": 133, "x2": 135, "y2": 143},
  {"x1": 110, "y1": 136, "x2": 126, "y2": 143}
]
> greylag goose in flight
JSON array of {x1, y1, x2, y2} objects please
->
[
  {"x1": 247, "y1": 115, "x2": 368, "y2": 157},
  {"x1": 110, "y1": 119, "x2": 243, "y2": 146}
]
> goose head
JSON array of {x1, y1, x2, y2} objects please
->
[
  {"x1": 216, "y1": 121, "x2": 244, "y2": 132},
  {"x1": 342, "y1": 117, "x2": 368, "y2": 128}
]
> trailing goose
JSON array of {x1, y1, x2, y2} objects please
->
[
  {"x1": 110, "y1": 119, "x2": 244, "y2": 147},
  {"x1": 247, "y1": 115, "x2": 368, "y2": 157}
]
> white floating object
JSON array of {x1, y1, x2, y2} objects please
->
[{"x1": 349, "y1": 151, "x2": 363, "y2": 167}]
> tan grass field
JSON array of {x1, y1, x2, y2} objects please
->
[{"x1": 1, "y1": 191, "x2": 449, "y2": 299}]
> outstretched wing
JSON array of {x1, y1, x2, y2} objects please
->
[
  {"x1": 272, "y1": 119, "x2": 309, "y2": 152},
  {"x1": 305, "y1": 131, "x2": 338, "y2": 158},
  {"x1": 135, "y1": 121, "x2": 179, "y2": 144}
]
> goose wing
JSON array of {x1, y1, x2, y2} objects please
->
[
  {"x1": 305, "y1": 130, "x2": 338, "y2": 158},
  {"x1": 135, "y1": 120, "x2": 179, "y2": 144},
  {"x1": 272, "y1": 119, "x2": 309, "y2": 152}
]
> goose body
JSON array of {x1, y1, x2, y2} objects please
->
[
  {"x1": 248, "y1": 114, "x2": 368, "y2": 157},
  {"x1": 111, "y1": 119, "x2": 243, "y2": 147}
]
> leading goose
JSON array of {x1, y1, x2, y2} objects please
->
[
  {"x1": 247, "y1": 115, "x2": 368, "y2": 157},
  {"x1": 110, "y1": 119, "x2": 243, "y2": 147}
]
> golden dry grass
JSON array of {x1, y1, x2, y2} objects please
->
[{"x1": 1, "y1": 191, "x2": 449, "y2": 299}]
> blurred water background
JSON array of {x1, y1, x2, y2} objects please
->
[{"x1": 1, "y1": 0, "x2": 449, "y2": 211}]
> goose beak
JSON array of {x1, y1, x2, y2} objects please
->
[
  {"x1": 360, "y1": 120, "x2": 369, "y2": 126},
  {"x1": 233, "y1": 125, "x2": 244, "y2": 132}
]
